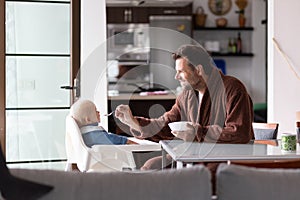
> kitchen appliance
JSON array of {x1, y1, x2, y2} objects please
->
[
  {"x1": 107, "y1": 59, "x2": 151, "y2": 93},
  {"x1": 107, "y1": 23, "x2": 151, "y2": 93},
  {"x1": 107, "y1": 23, "x2": 150, "y2": 60},
  {"x1": 149, "y1": 15, "x2": 192, "y2": 90}
]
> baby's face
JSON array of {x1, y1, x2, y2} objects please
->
[{"x1": 95, "y1": 107, "x2": 101, "y2": 123}]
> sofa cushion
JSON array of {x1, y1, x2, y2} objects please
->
[
  {"x1": 216, "y1": 163, "x2": 300, "y2": 200},
  {"x1": 11, "y1": 165, "x2": 211, "y2": 200}
]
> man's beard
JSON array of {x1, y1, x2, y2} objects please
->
[
  {"x1": 180, "y1": 78, "x2": 206, "y2": 91},
  {"x1": 181, "y1": 81, "x2": 193, "y2": 90}
]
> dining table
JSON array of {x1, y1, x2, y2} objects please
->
[{"x1": 159, "y1": 139, "x2": 300, "y2": 169}]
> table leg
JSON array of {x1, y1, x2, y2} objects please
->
[
  {"x1": 186, "y1": 163, "x2": 193, "y2": 168},
  {"x1": 162, "y1": 149, "x2": 166, "y2": 170},
  {"x1": 177, "y1": 161, "x2": 183, "y2": 169}
]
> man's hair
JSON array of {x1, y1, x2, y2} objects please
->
[
  {"x1": 70, "y1": 99, "x2": 98, "y2": 127},
  {"x1": 172, "y1": 44, "x2": 214, "y2": 75}
]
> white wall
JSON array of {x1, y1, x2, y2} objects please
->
[
  {"x1": 193, "y1": 0, "x2": 266, "y2": 104},
  {"x1": 251, "y1": 0, "x2": 267, "y2": 104},
  {"x1": 81, "y1": 0, "x2": 108, "y2": 129},
  {"x1": 268, "y1": 0, "x2": 300, "y2": 133}
]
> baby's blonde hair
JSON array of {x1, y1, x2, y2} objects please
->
[{"x1": 70, "y1": 99, "x2": 99, "y2": 127}]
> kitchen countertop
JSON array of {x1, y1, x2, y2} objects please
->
[{"x1": 108, "y1": 90, "x2": 177, "y2": 100}]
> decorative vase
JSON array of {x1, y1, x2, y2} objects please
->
[
  {"x1": 239, "y1": 14, "x2": 246, "y2": 27},
  {"x1": 235, "y1": 0, "x2": 248, "y2": 10},
  {"x1": 235, "y1": 0, "x2": 248, "y2": 27}
]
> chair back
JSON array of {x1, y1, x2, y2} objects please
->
[
  {"x1": 65, "y1": 115, "x2": 136, "y2": 172},
  {"x1": 252, "y1": 122, "x2": 279, "y2": 140},
  {"x1": 65, "y1": 115, "x2": 92, "y2": 172}
]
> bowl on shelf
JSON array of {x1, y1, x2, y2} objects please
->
[{"x1": 216, "y1": 18, "x2": 228, "y2": 28}]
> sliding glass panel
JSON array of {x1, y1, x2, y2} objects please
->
[
  {"x1": 12, "y1": 0, "x2": 70, "y2": 2},
  {"x1": 6, "y1": 56, "x2": 70, "y2": 108},
  {"x1": 6, "y1": 2, "x2": 70, "y2": 54},
  {"x1": 7, "y1": 161, "x2": 67, "y2": 170},
  {"x1": 6, "y1": 109, "x2": 69, "y2": 162}
]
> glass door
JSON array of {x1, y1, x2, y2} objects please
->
[{"x1": 1, "y1": 0, "x2": 80, "y2": 169}]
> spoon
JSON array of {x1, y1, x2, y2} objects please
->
[{"x1": 103, "y1": 111, "x2": 115, "y2": 117}]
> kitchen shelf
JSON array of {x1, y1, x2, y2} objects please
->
[
  {"x1": 193, "y1": 27, "x2": 254, "y2": 57},
  {"x1": 211, "y1": 52, "x2": 254, "y2": 57},
  {"x1": 194, "y1": 27, "x2": 254, "y2": 31},
  {"x1": 108, "y1": 79, "x2": 149, "y2": 84}
]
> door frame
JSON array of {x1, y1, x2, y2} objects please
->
[
  {"x1": 0, "y1": 0, "x2": 5, "y2": 153},
  {"x1": 71, "y1": 0, "x2": 81, "y2": 103},
  {"x1": 0, "y1": 0, "x2": 80, "y2": 155}
]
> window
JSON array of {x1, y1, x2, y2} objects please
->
[{"x1": 1, "y1": 0, "x2": 79, "y2": 170}]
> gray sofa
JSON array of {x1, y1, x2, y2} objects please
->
[
  {"x1": 216, "y1": 163, "x2": 300, "y2": 200},
  {"x1": 10, "y1": 165, "x2": 211, "y2": 200},
  {"x1": 9, "y1": 163, "x2": 300, "y2": 200}
]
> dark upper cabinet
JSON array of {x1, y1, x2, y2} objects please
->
[
  {"x1": 106, "y1": 3, "x2": 192, "y2": 24},
  {"x1": 148, "y1": 4, "x2": 192, "y2": 16},
  {"x1": 106, "y1": 7, "x2": 126, "y2": 23},
  {"x1": 107, "y1": 7, "x2": 149, "y2": 23},
  {"x1": 132, "y1": 7, "x2": 149, "y2": 23}
]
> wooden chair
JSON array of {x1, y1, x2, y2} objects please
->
[
  {"x1": 253, "y1": 139, "x2": 278, "y2": 146},
  {"x1": 252, "y1": 122, "x2": 279, "y2": 140},
  {"x1": 228, "y1": 159, "x2": 300, "y2": 169}
]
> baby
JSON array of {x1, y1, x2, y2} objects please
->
[{"x1": 70, "y1": 99, "x2": 137, "y2": 147}]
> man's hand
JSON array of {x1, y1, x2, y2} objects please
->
[
  {"x1": 115, "y1": 104, "x2": 141, "y2": 131},
  {"x1": 115, "y1": 104, "x2": 132, "y2": 125},
  {"x1": 171, "y1": 123, "x2": 195, "y2": 142}
]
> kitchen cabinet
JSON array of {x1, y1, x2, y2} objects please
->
[
  {"x1": 106, "y1": 3, "x2": 192, "y2": 24},
  {"x1": 148, "y1": 4, "x2": 192, "y2": 16},
  {"x1": 193, "y1": 26, "x2": 254, "y2": 57},
  {"x1": 106, "y1": 7, "x2": 149, "y2": 23}
]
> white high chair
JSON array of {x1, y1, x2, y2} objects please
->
[{"x1": 65, "y1": 115, "x2": 161, "y2": 172}]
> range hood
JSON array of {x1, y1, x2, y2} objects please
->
[{"x1": 106, "y1": 0, "x2": 193, "y2": 7}]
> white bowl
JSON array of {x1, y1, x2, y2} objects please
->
[{"x1": 168, "y1": 121, "x2": 191, "y2": 131}]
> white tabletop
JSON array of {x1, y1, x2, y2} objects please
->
[
  {"x1": 159, "y1": 140, "x2": 300, "y2": 163},
  {"x1": 92, "y1": 137, "x2": 161, "y2": 152}
]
